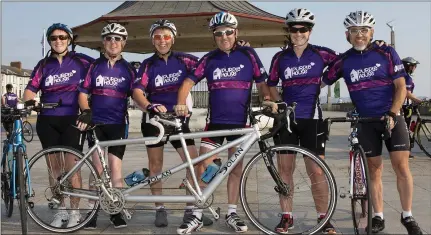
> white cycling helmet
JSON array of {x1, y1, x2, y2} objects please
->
[
  {"x1": 149, "y1": 19, "x2": 177, "y2": 37},
  {"x1": 344, "y1": 11, "x2": 376, "y2": 29},
  {"x1": 285, "y1": 8, "x2": 315, "y2": 26},
  {"x1": 101, "y1": 23, "x2": 128, "y2": 39},
  {"x1": 209, "y1": 12, "x2": 238, "y2": 30}
]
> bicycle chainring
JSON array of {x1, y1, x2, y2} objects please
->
[
  {"x1": 194, "y1": 193, "x2": 214, "y2": 209},
  {"x1": 99, "y1": 188, "x2": 125, "y2": 215}
]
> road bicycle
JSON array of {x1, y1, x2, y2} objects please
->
[
  {"x1": 325, "y1": 111, "x2": 391, "y2": 235},
  {"x1": 26, "y1": 103, "x2": 338, "y2": 234},
  {"x1": 1, "y1": 101, "x2": 60, "y2": 235},
  {"x1": 403, "y1": 101, "x2": 431, "y2": 157}
]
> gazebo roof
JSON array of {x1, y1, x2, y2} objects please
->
[{"x1": 72, "y1": 1, "x2": 286, "y2": 54}]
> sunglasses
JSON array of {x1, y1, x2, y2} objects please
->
[
  {"x1": 104, "y1": 35, "x2": 124, "y2": 42},
  {"x1": 288, "y1": 27, "x2": 310, "y2": 33},
  {"x1": 348, "y1": 27, "x2": 371, "y2": 35},
  {"x1": 49, "y1": 35, "x2": 69, "y2": 41},
  {"x1": 213, "y1": 29, "x2": 235, "y2": 37},
  {"x1": 153, "y1": 34, "x2": 172, "y2": 41}
]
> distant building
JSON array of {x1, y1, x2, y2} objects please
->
[{"x1": 1, "y1": 62, "x2": 41, "y2": 101}]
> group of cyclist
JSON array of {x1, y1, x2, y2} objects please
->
[{"x1": 1, "y1": 7, "x2": 423, "y2": 235}]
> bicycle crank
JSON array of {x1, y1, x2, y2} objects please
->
[{"x1": 99, "y1": 188, "x2": 125, "y2": 215}]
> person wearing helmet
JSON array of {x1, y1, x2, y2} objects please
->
[
  {"x1": 322, "y1": 11, "x2": 423, "y2": 235},
  {"x1": 23, "y1": 23, "x2": 94, "y2": 229},
  {"x1": 401, "y1": 57, "x2": 422, "y2": 159},
  {"x1": 132, "y1": 19, "x2": 213, "y2": 229},
  {"x1": 1, "y1": 84, "x2": 18, "y2": 138},
  {"x1": 174, "y1": 11, "x2": 273, "y2": 234},
  {"x1": 75, "y1": 22, "x2": 136, "y2": 229},
  {"x1": 266, "y1": 8, "x2": 337, "y2": 234}
]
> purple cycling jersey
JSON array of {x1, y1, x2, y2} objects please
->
[
  {"x1": 322, "y1": 44, "x2": 407, "y2": 117},
  {"x1": 405, "y1": 74, "x2": 414, "y2": 93},
  {"x1": 79, "y1": 56, "x2": 136, "y2": 124},
  {"x1": 3, "y1": 93, "x2": 18, "y2": 108},
  {"x1": 267, "y1": 44, "x2": 338, "y2": 119},
  {"x1": 26, "y1": 52, "x2": 94, "y2": 116},
  {"x1": 133, "y1": 51, "x2": 198, "y2": 112},
  {"x1": 189, "y1": 45, "x2": 268, "y2": 125}
]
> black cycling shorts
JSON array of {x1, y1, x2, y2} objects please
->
[
  {"x1": 36, "y1": 115, "x2": 85, "y2": 151},
  {"x1": 88, "y1": 124, "x2": 128, "y2": 160},
  {"x1": 141, "y1": 113, "x2": 195, "y2": 149},
  {"x1": 357, "y1": 116, "x2": 410, "y2": 158},
  {"x1": 273, "y1": 118, "x2": 326, "y2": 155},
  {"x1": 200, "y1": 123, "x2": 246, "y2": 150},
  {"x1": 2, "y1": 121, "x2": 13, "y2": 138}
]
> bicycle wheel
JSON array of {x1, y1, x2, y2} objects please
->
[
  {"x1": 240, "y1": 144, "x2": 337, "y2": 235},
  {"x1": 416, "y1": 120, "x2": 431, "y2": 157},
  {"x1": 16, "y1": 147, "x2": 28, "y2": 234},
  {"x1": 1, "y1": 147, "x2": 13, "y2": 217},
  {"x1": 26, "y1": 146, "x2": 100, "y2": 233},
  {"x1": 351, "y1": 145, "x2": 372, "y2": 235},
  {"x1": 22, "y1": 121, "x2": 34, "y2": 143}
]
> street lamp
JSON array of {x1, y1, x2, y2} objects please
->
[{"x1": 386, "y1": 20, "x2": 395, "y2": 49}]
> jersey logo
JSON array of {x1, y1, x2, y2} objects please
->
[
  {"x1": 394, "y1": 64, "x2": 404, "y2": 73},
  {"x1": 350, "y1": 63, "x2": 381, "y2": 82},
  {"x1": 95, "y1": 75, "x2": 126, "y2": 87},
  {"x1": 212, "y1": 64, "x2": 244, "y2": 80},
  {"x1": 45, "y1": 70, "x2": 77, "y2": 87},
  {"x1": 154, "y1": 70, "x2": 182, "y2": 87},
  {"x1": 284, "y1": 62, "x2": 315, "y2": 79}
]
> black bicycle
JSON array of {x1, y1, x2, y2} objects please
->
[
  {"x1": 403, "y1": 101, "x2": 431, "y2": 157},
  {"x1": 324, "y1": 112, "x2": 391, "y2": 235}
]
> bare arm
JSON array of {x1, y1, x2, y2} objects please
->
[
  {"x1": 78, "y1": 92, "x2": 90, "y2": 111},
  {"x1": 268, "y1": 87, "x2": 282, "y2": 101},
  {"x1": 1, "y1": 95, "x2": 5, "y2": 106},
  {"x1": 255, "y1": 82, "x2": 271, "y2": 101},
  {"x1": 177, "y1": 78, "x2": 195, "y2": 105},
  {"x1": 23, "y1": 89, "x2": 36, "y2": 102},
  {"x1": 406, "y1": 91, "x2": 422, "y2": 104},
  {"x1": 132, "y1": 89, "x2": 151, "y2": 110},
  {"x1": 391, "y1": 77, "x2": 407, "y2": 114}
]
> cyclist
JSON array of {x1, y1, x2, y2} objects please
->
[
  {"x1": 23, "y1": 23, "x2": 94, "y2": 228},
  {"x1": 132, "y1": 19, "x2": 213, "y2": 228},
  {"x1": 76, "y1": 23, "x2": 136, "y2": 229},
  {"x1": 267, "y1": 8, "x2": 337, "y2": 234},
  {"x1": 174, "y1": 11, "x2": 273, "y2": 234},
  {"x1": 401, "y1": 57, "x2": 422, "y2": 159},
  {"x1": 322, "y1": 11, "x2": 423, "y2": 235},
  {"x1": 2, "y1": 84, "x2": 19, "y2": 137}
]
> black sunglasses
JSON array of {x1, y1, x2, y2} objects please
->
[
  {"x1": 49, "y1": 35, "x2": 69, "y2": 41},
  {"x1": 288, "y1": 27, "x2": 310, "y2": 33},
  {"x1": 213, "y1": 29, "x2": 235, "y2": 37}
]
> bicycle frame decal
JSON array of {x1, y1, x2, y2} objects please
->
[{"x1": 219, "y1": 147, "x2": 244, "y2": 175}]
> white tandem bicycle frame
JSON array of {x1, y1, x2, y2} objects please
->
[{"x1": 27, "y1": 107, "x2": 338, "y2": 234}]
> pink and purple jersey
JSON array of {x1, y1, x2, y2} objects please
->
[
  {"x1": 133, "y1": 51, "x2": 198, "y2": 112},
  {"x1": 322, "y1": 44, "x2": 407, "y2": 117},
  {"x1": 26, "y1": 52, "x2": 94, "y2": 116},
  {"x1": 79, "y1": 56, "x2": 136, "y2": 124},
  {"x1": 189, "y1": 46, "x2": 268, "y2": 125},
  {"x1": 267, "y1": 44, "x2": 338, "y2": 119}
]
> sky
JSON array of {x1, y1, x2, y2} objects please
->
[{"x1": 2, "y1": 1, "x2": 430, "y2": 98}]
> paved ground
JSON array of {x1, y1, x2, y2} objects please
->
[{"x1": 1, "y1": 111, "x2": 430, "y2": 234}]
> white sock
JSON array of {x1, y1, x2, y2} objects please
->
[
  {"x1": 402, "y1": 210, "x2": 412, "y2": 219},
  {"x1": 184, "y1": 205, "x2": 194, "y2": 210},
  {"x1": 156, "y1": 205, "x2": 164, "y2": 210},
  {"x1": 193, "y1": 208, "x2": 203, "y2": 220},
  {"x1": 318, "y1": 212, "x2": 326, "y2": 218},
  {"x1": 281, "y1": 212, "x2": 292, "y2": 215},
  {"x1": 374, "y1": 212, "x2": 384, "y2": 219},
  {"x1": 227, "y1": 204, "x2": 237, "y2": 215}
]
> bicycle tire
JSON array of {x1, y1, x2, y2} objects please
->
[
  {"x1": 1, "y1": 149, "x2": 13, "y2": 217},
  {"x1": 351, "y1": 145, "x2": 372, "y2": 235},
  {"x1": 22, "y1": 121, "x2": 33, "y2": 143},
  {"x1": 240, "y1": 144, "x2": 337, "y2": 235},
  {"x1": 416, "y1": 121, "x2": 431, "y2": 157},
  {"x1": 26, "y1": 146, "x2": 100, "y2": 233},
  {"x1": 16, "y1": 147, "x2": 28, "y2": 234}
]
